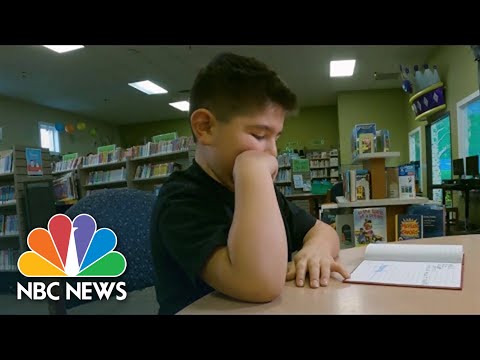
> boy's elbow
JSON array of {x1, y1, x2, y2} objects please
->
[{"x1": 243, "y1": 278, "x2": 284, "y2": 303}]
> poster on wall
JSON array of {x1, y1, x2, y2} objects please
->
[{"x1": 26, "y1": 148, "x2": 43, "y2": 176}]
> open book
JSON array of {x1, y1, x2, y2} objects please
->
[{"x1": 344, "y1": 243, "x2": 464, "y2": 289}]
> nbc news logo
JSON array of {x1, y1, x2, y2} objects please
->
[{"x1": 17, "y1": 214, "x2": 127, "y2": 301}]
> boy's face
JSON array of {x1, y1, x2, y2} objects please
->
[{"x1": 204, "y1": 102, "x2": 285, "y2": 189}]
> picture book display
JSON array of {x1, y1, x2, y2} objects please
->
[
  {"x1": 26, "y1": 147, "x2": 43, "y2": 176},
  {"x1": 353, "y1": 207, "x2": 387, "y2": 245},
  {"x1": 345, "y1": 243, "x2": 464, "y2": 289},
  {"x1": 395, "y1": 214, "x2": 423, "y2": 241}
]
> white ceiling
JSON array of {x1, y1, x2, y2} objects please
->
[{"x1": 0, "y1": 45, "x2": 438, "y2": 125}]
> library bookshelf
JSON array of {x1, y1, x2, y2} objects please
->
[
  {"x1": 0, "y1": 145, "x2": 53, "y2": 274},
  {"x1": 340, "y1": 151, "x2": 436, "y2": 242}
]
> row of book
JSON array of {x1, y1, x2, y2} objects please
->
[
  {"x1": 134, "y1": 162, "x2": 179, "y2": 180},
  {"x1": 0, "y1": 150, "x2": 13, "y2": 174},
  {"x1": 52, "y1": 156, "x2": 83, "y2": 173},
  {"x1": 321, "y1": 203, "x2": 444, "y2": 248},
  {"x1": 0, "y1": 214, "x2": 18, "y2": 236},
  {"x1": 276, "y1": 169, "x2": 291, "y2": 182},
  {"x1": 53, "y1": 172, "x2": 78, "y2": 201},
  {"x1": 306, "y1": 149, "x2": 338, "y2": 160},
  {"x1": 0, "y1": 185, "x2": 15, "y2": 203},
  {"x1": 277, "y1": 154, "x2": 291, "y2": 167},
  {"x1": 0, "y1": 249, "x2": 21, "y2": 272},
  {"x1": 86, "y1": 168, "x2": 127, "y2": 185},
  {"x1": 130, "y1": 136, "x2": 194, "y2": 159},
  {"x1": 351, "y1": 123, "x2": 390, "y2": 157},
  {"x1": 310, "y1": 158, "x2": 339, "y2": 168},
  {"x1": 277, "y1": 185, "x2": 294, "y2": 196},
  {"x1": 83, "y1": 148, "x2": 126, "y2": 167},
  {"x1": 343, "y1": 164, "x2": 416, "y2": 202}
]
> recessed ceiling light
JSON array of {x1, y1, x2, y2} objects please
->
[
  {"x1": 330, "y1": 59, "x2": 356, "y2": 77},
  {"x1": 43, "y1": 45, "x2": 84, "y2": 53},
  {"x1": 128, "y1": 80, "x2": 168, "y2": 95},
  {"x1": 169, "y1": 101, "x2": 190, "y2": 112}
]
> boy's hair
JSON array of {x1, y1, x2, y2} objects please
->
[{"x1": 189, "y1": 52, "x2": 297, "y2": 142}]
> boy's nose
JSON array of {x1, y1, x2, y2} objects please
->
[{"x1": 265, "y1": 140, "x2": 277, "y2": 158}]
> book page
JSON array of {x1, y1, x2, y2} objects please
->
[
  {"x1": 347, "y1": 260, "x2": 462, "y2": 288},
  {"x1": 364, "y1": 244, "x2": 463, "y2": 264}
]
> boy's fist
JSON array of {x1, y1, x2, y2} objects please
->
[{"x1": 233, "y1": 150, "x2": 278, "y2": 182}]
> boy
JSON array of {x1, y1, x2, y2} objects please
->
[{"x1": 150, "y1": 52, "x2": 350, "y2": 315}]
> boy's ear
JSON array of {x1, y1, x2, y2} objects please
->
[{"x1": 190, "y1": 108, "x2": 216, "y2": 145}]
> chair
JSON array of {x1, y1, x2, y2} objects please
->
[
  {"x1": 49, "y1": 188, "x2": 158, "y2": 315},
  {"x1": 327, "y1": 181, "x2": 344, "y2": 203},
  {"x1": 23, "y1": 180, "x2": 57, "y2": 233}
]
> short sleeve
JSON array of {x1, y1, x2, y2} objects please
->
[
  {"x1": 277, "y1": 192, "x2": 317, "y2": 252},
  {"x1": 155, "y1": 195, "x2": 230, "y2": 286}
]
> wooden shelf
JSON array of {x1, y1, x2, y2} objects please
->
[
  {"x1": 52, "y1": 168, "x2": 77, "y2": 175},
  {"x1": 0, "y1": 233, "x2": 20, "y2": 239},
  {"x1": 336, "y1": 196, "x2": 434, "y2": 208},
  {"x1": 275, "y1": 181, "x2": 292, "y2": 185},
  {"x1": 84, "y1": 180, "x2": 127, "y2": 189},
  {"x1": 130, "y1": 150, "x2": 189, "y2": 162},
  {"x1": 55, "y1": 198, "x2": 78, "y2": 206},
  {"x1": 81, "y1": 160, "x2": 127, "y2": 171},
  {"x1": 352, "y1": 152, "x2": 400, "y2": 164},
  {"x1": 0, "y1": 172, "x2": 14, "y2": 180},
  {"x1": 133, "y1": 175, "x2": 170, "y2": 183},
  {"x1": 0, "y1": 200, "x2": 16, "y2": 208}
]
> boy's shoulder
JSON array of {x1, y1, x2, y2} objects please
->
[{"x1": 158, "y1": 162, "x2": 222, "y2": 205}]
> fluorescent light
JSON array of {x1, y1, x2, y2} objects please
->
[
  {"x1": 169, "y1": 101, "x2": 190, "y2": 112},
  {"x1": 43, "y1": 45, "x2": 84, "y2": 53},
  {"x1": 330, "y1": 59, "x2": 356, "y2": 77},
  {"x1": 128, "y1": 80, "x2": 168, "y2": 95}
]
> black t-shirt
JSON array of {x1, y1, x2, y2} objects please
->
[{"x1": 150, "y1": 159, "x2": 317, "y2": 315}]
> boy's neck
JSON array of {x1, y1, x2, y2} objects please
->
[{"x1": 195, "y1": 154, "x2": 235, "y2": 192}]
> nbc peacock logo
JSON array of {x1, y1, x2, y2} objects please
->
[{"x1": 16, "y1": 213, "x2": 128, "y2": 301}]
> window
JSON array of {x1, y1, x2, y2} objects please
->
[
  {"x1": 408, "y1": 126, "x2": 423, "y2": 193},
  {"x1": 457, "y1": 90, "x2": 480, "y2": 160},
  {"x1": 426, "y1": 112, "x2": 452, "y2": 205},
  {"x1": 38, "y1": 122, "x2": 60, "y2": 154}
]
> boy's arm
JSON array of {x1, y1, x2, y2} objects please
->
[
  {"x1": 201, "y1": 151, "x2": 288, "y2": 303},
  {"x1": 286, "y1": 220, "x2": 350, "y2": 288}
]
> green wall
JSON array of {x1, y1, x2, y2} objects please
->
[
  {"x1": 0, "y1": 95, "x2": 120, "y2": 155},
  {"x1": 119, "y1": 117, "x2": 191, "y2": 148},
  {"x1": 338, "y1": 88, "x2": 409, "y2": 167},
  {"x1": 119, "y1": 105, "x2": 340, "y2": 155},
  {"x1": 277, "y1": 106, "x2": 338, "y2": 153}
]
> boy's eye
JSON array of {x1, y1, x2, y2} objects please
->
[{"x1": 252, "y1": 134, "x2": 265, "y2": 140}]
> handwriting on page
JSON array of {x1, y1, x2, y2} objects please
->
[{"x1": 350, "y1": 260, "x2": 462, "y2": 288}]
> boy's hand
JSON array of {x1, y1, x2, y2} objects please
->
[
  {"x1": 286, "y1": 243, "x2": 350, "y2": 288},
  {"x1": 233, "y1": 150, "x2": 278, "y2": 181}
]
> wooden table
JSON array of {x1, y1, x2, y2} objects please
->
[
  {"x1": 177, "y1": 235, "x2": 480, "y2": 315},
  {"x1": 285, "y1": 192, "x2": 326, "y2": 219}
]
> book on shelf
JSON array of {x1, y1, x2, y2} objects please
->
[
  {"x1": 395, "y1": 214, "x2": 423, "y2": 241},
  {"x1": 25, "y1": 147, "x2": 43, "y2": 176},
  {"x1": 398, "y1": 163, "x2": 416, "y2": 199},
  {"x1": 0, "y1": 214, "x2": 18, "y2": 236},
  {"x1": 0, "y1": 149, "x2": 13, "y2": 174},
  {"x1": 353, "y1": 207, "x2": 387, "y2": 245},
  {"x1": 336, "y1": 214, "x2": 355, "y2": 249},
  {"x1": 53, "y1": 172, "x2": 78, "y2": 201},
  {"x1": 0, "y1": 185, "x2": 15, "y2": 203},
  {"x1": 352, "y1": 123, "x2": 376, "y2": 156},
  {"x1": 345, "y1": 243, "x2": 464, "y2": 289},
  {"x1": 406, "y1": 204, "x2": 445, "y2": 238},
  {"x1": 375, "y1": 129, "x2": 390, "y2": 152}
]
